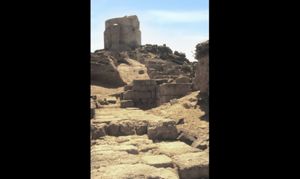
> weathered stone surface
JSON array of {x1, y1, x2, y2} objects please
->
[
  {"x1": 182, "y1": 102, "x2": 194, "y2": 109},
  {"x1": 91, "y1": 52, "x2": 126, "y2": 87},
  {"x1": 138, "y1": 69, "x2": 144, "y2": 74},
  {"x1": 130, "y1": 91, "x2": 153, "y2": 99},
  {"x1": 154, "y1": 141, "x2": 200, "y2": 157},
  {"x1": 141, "y1": 155, "x2": 173, "y2": 168},
  {"x1": 91, "y1": 99, "x2": 96, "y2": 118},
  {"x1": 91, "y1": 150, "x2": 139, "y2": 169},
  {"x1": 158, "y1": 83, "x2": 191, "y2": 96},
  {"x1": 92, "y1": 144, "x2": 139, "y2": 155},
  {"x1": 122, "y1": 90, "x2": 134, "y2": 100},
  {"x1": 95, "y1": 164, "x2": 179, "y2": 179},
  {"x1": 91, "y1": 135, "x2": 208, "y2": 179},
  {"x1": 158, "y1": 95, "x2": 181, "y2": 105},
  {"x1": 193, "y1": 40, "x2": 209, "y2": 93},
  {"x1": 91, "y1": 123, "x2": 107, "y2": 139},
  {"x1": 106, "y1": 96, "x2": 117, "y2": 104},
  {"x1": 132, "y1": 84, "x2": 157, "y2": 91},
  {"x1": 173, "y1": 152, "x2": 209, "y2": 179},
  {"x1": 93, "y1": 109, "x2": 178, "y2": 137},
  {"x1": 124, "y1": 84, "x2": 133, "y2": 91},
  {"x1": 107, "y1": 122, "x2": 120, "y2": 136},
  {"x1": 191, "y1": 138, "x2": 209, "y2": 150},
  {"x1": 147, "y1": 119, "x2": 178, "y2": 140},
  {"x1": 120, "y1": 100, "x2": 134, "y2": 108},
  {"x1": 176, "y1": 118, "x2": 185, "y2": 125},
  {"x1": 104, "y1": 15, "x2": 141, "y2": 51},
  {"x1": 175, "y1": 76, "x2": 190, "y2": 83},
  {"x1": 119, "y1": 120, "x2": 135, "y2": 135},
  {"x1": 176, "y1": 132, "x2": 197, "y2": 145},
  {"x1": 90, "y1": 108, "x2": 95, "y2": 119},
  {"x1": 135, "y1": 121, "x2": 148, "y2": 135},
  {"x1": 133, "y1": 79, "x2": 157, "y2": 86}
]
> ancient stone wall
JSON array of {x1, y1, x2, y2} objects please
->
[
  {"x1": 157, "y1": 83, "x2": 192, "y2": 105},
  {"x1": 121, "y1": 80, "x2": 157, "y2": 109},
  {"x1": 193, "y1": 41, "x2": 209, "y2": 93},
  {"x1": 104, "y1": 15, "x2": 141, "y2": 51},
  {"x1": 121, "y1": 79, "x2": 192, "y2": 108}
]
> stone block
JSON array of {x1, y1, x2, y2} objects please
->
[
  {"x1": 158, "y1": 83, "x2": 191, "y2": 96},
  {"x1": 107, "y1": 121, "x2": 120, "y2": 136},
  {"x1": 119, "y1": 121, "x2": 135, "y2": 135},
  {"x1": 175, "y1": 76, "x2": 190, "y2": 83},
  {"x1": 133, "y1": 79, "x2": 157, "y2": 86},
  {"x1": 177, "y1": 132, "x2": 197, "y2": 145},
  {"x1": 147, "y1": 119, "x2": 178, "y2": 140},
  {"x1": 124, "y1": 84, "x2": 133, "y2": 91},
  {"x1": 120, "y1": 100, "x2": 134, "y2": 108},
  {"x1": 132, "y1": 84, "x2": 157, "y2": 91},
  {"x1": 141, "y1": 155, "x2": 173, "y2": 168},
  {"x1": 122, "y1": 90, "x2": 134, "y2": 100},
  {"x1": 173, "y1": 152, "x2": 209, "y2": 179}
]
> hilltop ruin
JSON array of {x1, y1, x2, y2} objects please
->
[
  {"x1": 91, "y1": 15, "x2": 209, "y2": 179},
  {"x1": 104, "y1": 15, "x2": 141, "y2": 51}
]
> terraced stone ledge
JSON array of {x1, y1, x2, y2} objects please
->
[{"x1": 91, "y1": 108, "x2": 179, "y2": 140}]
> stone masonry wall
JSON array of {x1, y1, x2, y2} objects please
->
[
  {"x1": 121, "y1": 79, "x2": 192, "y2": 109},
  {"x1": 104, "y1": 15, "x2": 141, "y2": 51}
]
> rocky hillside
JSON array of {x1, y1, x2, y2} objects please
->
[{"x1": 91, "y1": 44, "x2": 194, "y2": 88}]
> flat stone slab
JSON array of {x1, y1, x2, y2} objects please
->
[
  {"x1": 91, "y1": 135, "x2": 208, "y2": 179},
  {"x1": 173, "y1": 152, "x2": 209, "y2": 179},
  {"x1": 141, "y1": 155, "x2": 173, "y2": 168},
  {"x1": 154, "y1": 141, "x2": 201, "y2": 157},
  {"x1": 93, "y1": 164, "x2": 179, "y2": 179},
  {"x1": 91, "y1": 144, "x2": 139, "y2": 154},
  {"x1": 92, "y1": 108, "x2": 178, "y2": 139}
]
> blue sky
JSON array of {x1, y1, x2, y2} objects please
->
[{"x1": 91, "y1": 0, "x2": 209, "y2": 61}]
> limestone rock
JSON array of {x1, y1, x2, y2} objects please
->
[
  {"x1": 120, "y1": 100, "x2": 134, "y2": 108},
  {"x1": 191, "y1": 138, "x2": 209, "y2": 150},
  {"x1": 155, "y1": 141, "x2": 200, "y2": 157},
  {"x1": 91, "y1": 123, "x2": 107, "y2": 139},
  {"x1": 175, "y1": 76, "x2": 190, "y2": 83},
  {"x1": 141, "y1": 155, "x2": 173, "y2": 168},
  {"x1": 176, "y1": 132, "x2": 197, "y2": 145},
  {"x1": 193, "y1": 40, "x2": 209, "y2": 93},
  {"x1": 147, "y1": 119, "x2": 178, "y2": 140},
  {"x1": 95, "y1": 164, "x2": 179, "y2": 179},
  {"x1": 135, "y1": 121, "x2": 148, "y2": 135},
  {"x1": 119, "y1": 120, "x2": 135, "y2": 135},
  {"x1": 107, "y1": 121, "x2": 120, "y2": 136},
  {"x1": 173, "y1": 152, "x2": 209, "y2": 179}
]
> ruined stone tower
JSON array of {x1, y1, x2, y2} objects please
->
[{"x1": 104, "y1": 15, "x2": 141, "y2": 51}]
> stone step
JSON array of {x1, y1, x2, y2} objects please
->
[
  {"x1": 91, "y1": 135, "x2": 208, "y2": 179},
  {"x1": 92, "y1": 108, "x2": 179, "y2": 140}
]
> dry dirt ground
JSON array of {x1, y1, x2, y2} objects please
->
[{"x1": 91, "y1": 85, "x2": 124, "y2": 98}]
